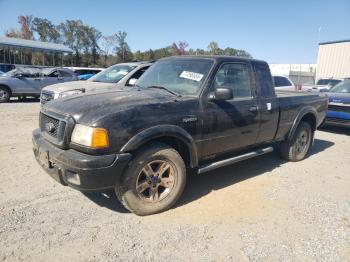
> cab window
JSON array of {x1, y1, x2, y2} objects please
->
[
  {"x1": 254, "y1": 63, "x2": 275, "y2": 97},
  {"x1": 213, "y1": 63, "x2": 252, "y2": 98}
]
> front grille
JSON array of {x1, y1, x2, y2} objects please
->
[
  {"x1": 40, "y1": 91, "x2": 54, "y2": 104},
  {"x1": 328, "y1": 104, "x2": 350, "y2": 113},
  {"x1": 40, "y1": 113, "x2": 60, "y2": 138}
]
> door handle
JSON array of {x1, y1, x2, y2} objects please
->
[{"x1": 249, "y1": 106, "x2": 258, "y2": 113}]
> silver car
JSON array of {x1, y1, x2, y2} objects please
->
[
  {"x1": 40, "y1": 62, "x2": 153, "y2": 104},
  {"x1": 0, "y1": 67, "x2": 77, "y2": 103}
]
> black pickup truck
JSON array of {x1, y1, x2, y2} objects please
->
[{"x1": 33, "y1": 56, "x2": 327, "y2": 215}]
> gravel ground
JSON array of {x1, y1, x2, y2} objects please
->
[{"x1": 0, "y1": 100, "x2": 349, "y2": 261}]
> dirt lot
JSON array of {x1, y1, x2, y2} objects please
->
[{"x1": 0, "y1": 100, "x2": 349, "y2": 261}]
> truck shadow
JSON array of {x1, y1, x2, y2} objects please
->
[
  {"x1": 82, "y1": 138, "x2": 334, "y2": 213},
  {"x1": 82, "y1": 191, "x2": 129, "y2": 213},
  {"x1": 177, "y1": 138, "x2": 334, "y2": 208}
]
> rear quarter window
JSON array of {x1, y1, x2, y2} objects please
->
[{"x1": 254, "y1": 63, "x2": 275, "y2": 97}]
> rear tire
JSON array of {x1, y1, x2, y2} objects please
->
[
  {"x1": 280, "y1": 121, "x2": 313, "y2": 162},
  {"x1": 115, "y1": 143, "x2": 186, "y2": 216},
  {"x1": 0, "y1": 86, "x2": 10, "y2": 103}
]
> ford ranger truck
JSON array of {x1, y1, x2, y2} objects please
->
[{"x1": 32, "y1": 56, "x2": 327, "y2": 216}]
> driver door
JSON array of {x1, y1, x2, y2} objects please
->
[{"x1": 201, "y1": 62, "x2": 260, "y2": 158}]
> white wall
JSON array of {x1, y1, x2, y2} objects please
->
[
  {"x1": 269, "y1": 64, "x2": 317, "y2": 76},
  {"x1": 269, "y1": 64, "x2": 317, "y2": 84},
  {"x1": 316, "y1": 41, "x2": 350, "y2": 80}
]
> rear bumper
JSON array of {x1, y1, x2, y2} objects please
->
[{"x1": 32, "y1": 129, "x2": 132, "y2": 191}]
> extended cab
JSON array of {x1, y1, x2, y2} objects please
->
[{"x1": 32, "y1": 56, "x2": 327, "y2": 215}]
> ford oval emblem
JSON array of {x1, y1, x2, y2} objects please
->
[{"x1": 45, "y1": 123, "x2": 56, "y2": 133}]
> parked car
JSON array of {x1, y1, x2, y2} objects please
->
[
  {"x1": 307, "y1": 78, "x2": 343, "y2": 92},
  {"x1": 40, "y1": 61, "x2": 152, "y2": 104},
  {"x1": 78, "y1": 74, "x2": 96, "y2": 80},
  {"x1": 65, "y1": 67, "x2": 104, "y2": 80},
  {"x1": 0, "y1": 63, "x2": 16, "y2": 73},
  {"x1": 273, "y1": 75, "x2": 296, "y2": 91},
  {"x1": 0, "y1": 67, "x2": 77, "y2": 103},
  {"x1": 324, "y1": 80, "x2": 350, "y2": 127},
  {"x1": 32, "y1": 56, "x2": 327, "y2": 216}
]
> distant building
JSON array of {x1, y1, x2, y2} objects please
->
[
  {"x1": 316, "y1": 39, "x2": 350, "y2": 81},
  {"x1": 0, "y1": 36, "x2": 73, "y2": 66},
  {"x1": 269, "y1": 64, "x2": 317, "y2": 85}
]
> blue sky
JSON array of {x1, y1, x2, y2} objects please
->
[{"x1": 0, "y1": 0, "x2": 349, "y2": 63}]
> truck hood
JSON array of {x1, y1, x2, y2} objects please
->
[
  {"x1": 43, "y1": 88, "x2": 176, "y2": 125},
  {"x1": 42, "y1": 80, "x2": 119, "y2": 93},
  {"x1": 326, "y1": 92, "x2": 350, "y2": 104}
]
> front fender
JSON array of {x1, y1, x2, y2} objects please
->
[{"x1": 120, "y1": 125, "x2": 198, "y2": 167}]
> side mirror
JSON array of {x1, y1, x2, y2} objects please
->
[
  {"x1": 209, "y1": 88, "x2": 233, "y2": 101},
  {"x1": 128, "y1": 78, "x2": 137, "y2": 86},
  {"x1": 15, "y1": 74, "x2": 24, "y2": 79}
]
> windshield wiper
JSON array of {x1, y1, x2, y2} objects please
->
[{"x1": 146, "y1": 85, "x2": 182, "y2": 97}]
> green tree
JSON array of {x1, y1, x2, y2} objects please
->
[
  {"x1": 89, "y1": 27, "x2": 102, "y2": 65},
  {"x1": 100, "y1": 34, "x2": 117, "y2": 66},
  {"x1": 32, "y1": 17, "x2": 60, "y2": 43},
  {"x1": 207, "y1": 41, "x2": 221, "y2": 55},
  {"x1": 235, "y1": 49, "x2": 252, "y2": 58},
  {"x1": 115, "y1": 31, "x2": 132, "y2": 62},
  {"x1": 58, "y1": 20, "x2": 85, "y2": 65}
]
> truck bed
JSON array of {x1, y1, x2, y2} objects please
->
[
  {"x1": 274, "y1": 90, "x2": 328, "y2": 140},
  {"x1": 276, "y1": 90, "x2": 324, "y2": 98}
]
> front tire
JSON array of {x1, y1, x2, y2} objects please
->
[
  {"x1": 280, "y1": 121, "x2": 313, "y2": 162},
  {"x1": 115, "y1": 143, "x2": 186, "y2": 216}
]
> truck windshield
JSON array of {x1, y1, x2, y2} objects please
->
[
  {"x1": 329, "y1": 81, "x2": 350, "y2": 93},
  {"x1": 89, "y1": 64, "x2": 136, "y2": 83},
  {"x1": 136, "y1": 59, "x2": 213, "y2": 96}
]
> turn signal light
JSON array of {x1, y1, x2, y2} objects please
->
[{"x1": 91, "y1": 128, "x2": 109, "y2": 148}]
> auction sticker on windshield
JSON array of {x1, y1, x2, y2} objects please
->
[{"x1": 179, "y1": 71, "x2": 204, "y2": 82}]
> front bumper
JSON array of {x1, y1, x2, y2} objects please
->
[
  {"x1": 32, "y1": 129, "x2": 132, "y2": 191},
  {"x1": 325, "y1": 111, "x2": 350, "y2": 127}
]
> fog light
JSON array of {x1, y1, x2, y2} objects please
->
[{"x1": 65, "y1": 171, "x2": 81, "y2": 185}]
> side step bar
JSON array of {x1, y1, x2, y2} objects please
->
[{"x1": 197, "y1": 146, "x2": 274, "y2": 174}]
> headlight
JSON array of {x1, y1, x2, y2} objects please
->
[
  {"x1": 59, "y1": 89, "x2": 84, "y2": 98},
  {"x1": 71, "y1": 124, "x2": 109, "y2": 148}
]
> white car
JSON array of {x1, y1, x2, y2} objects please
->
[
  {"x1": 307, "y1": 78, "x2": 343, "y2": 92},
  {"x1": 40, "y1": 62, "x2": 152, "y2": 104},
  {"x1": 273, "y1": 75, "x2": 296, "y2": 91}
]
